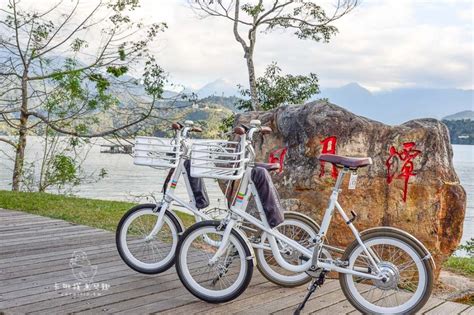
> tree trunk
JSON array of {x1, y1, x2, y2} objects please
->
[
  {"x1": 11, "y1": 75, "x2": 28, "y2": 191},
  {"x1": 246, "y1": 55, "x2": 259, "y2": 111}
]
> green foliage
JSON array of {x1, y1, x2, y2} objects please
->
[
  {"x1": 442, "y1": 119, "x2": 474, "y2": 145},
  {"x1": 219, "y1": 113, "x2": 236, "y2": 134},
  {"x1": 0, "y1": 190, "x2": 195, "y2": 231},
  {"x1": 459, "y1": 238, "x2": 474, "y2": 257},
  {"x1": 266, "y1": 2, "x2": 339, "y2": 42},
  {"x1": 48, "y1": 154, "x2": 80, "y2": 187},
  {"x1": 238, "y1": 62, "x2": 319, "y2": 111},
  {"x1": 444, "y1": 256, "x2": 474, "y2": 277},
  {"x1": 71, "y1": 38, "x2": 88, "y2": 52},
  {"x1": 443, "y1": 238, "x2": 474, "y2": 277},
  {"x1": 143, "y1": 55, "x2": 166, "y2": 98},
  {"x1": 241, "y1": 3, "x2": 264, "y2": 17},
  {"x1": 106, "y1": 66, "x2": 128, "y2": 77}
]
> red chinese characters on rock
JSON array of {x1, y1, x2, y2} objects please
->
[
  {"x1": 319, "y1": 136, "x2": 338, "y2": 179},
  {"x1": 385, "y1": 142, "x2": 422, "y2": 202},
  {"x1": 268, "y1": 147, "x2": 288, "y2": 174}
]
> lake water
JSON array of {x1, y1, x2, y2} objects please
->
[{"x1": 0, "y1": 137, "x2": 472, "y2": 246}]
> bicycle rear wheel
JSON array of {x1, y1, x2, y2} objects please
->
[
  {"x1": 256, "y1": 212, "x2": 319, "y2": 287},
  {"x1": 339, "y1": 229, "x2": 433, "y2": 314}
]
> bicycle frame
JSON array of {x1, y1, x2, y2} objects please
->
[{"x1": 213, "y1": 157, "x2": 384, "y2": 281}]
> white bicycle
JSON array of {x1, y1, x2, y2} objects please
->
[
  {"x1": 175, "y1": 123, "x2": 435, "y2": 314},
  {"x1": 116, "y1": 121, "x2": 320, "y2": 288}
]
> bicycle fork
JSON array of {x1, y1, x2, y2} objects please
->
[
  {"x1": 208, "y1": 219, "x2": 237, "y2": 265},
  {"x1": 145, "y1": 201, "x2": 170, "y2": 241}
]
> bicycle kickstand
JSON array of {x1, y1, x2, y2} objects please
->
[{"x1": 294, "y1": 270, "x2": 327, "y2": 315}]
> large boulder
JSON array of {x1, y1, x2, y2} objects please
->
[{"x1": 236, "y1": 100, "x2": 466, "y2": 276}]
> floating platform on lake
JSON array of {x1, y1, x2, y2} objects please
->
[{"x1": 100, "y1": 144, "x2": 132, "y2": 154}]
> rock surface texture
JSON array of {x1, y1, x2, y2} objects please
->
[{"x1": 236, "y1": 101, "x2": 466, "y2": 276}]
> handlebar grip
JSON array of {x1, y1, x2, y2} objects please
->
[
  {"x1": 191, "y1": 127, "x2": 202, "y2": 133},
  {"x1": 261, "y1": 126, "x2": 272, "y2": 134},
  {"x1": 233, "y1": 127, "x2": 246, "y2": 135},
  {"x1": 172, "y1": 122, "x2": 182, "y2": 130}
]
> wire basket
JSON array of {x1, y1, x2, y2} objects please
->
[
  {"x1": 134, "y1": 136, "x2": 181, "y2": 168},
  {"x1": 190, "y1": 140, "x2": 246, "y2": 180}
]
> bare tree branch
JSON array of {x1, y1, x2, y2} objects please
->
[{"x1": 0, "y1": 137, "x2": 17, "y2": 148}]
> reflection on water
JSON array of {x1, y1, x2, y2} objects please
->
[{"x1": 0, "y1": 137, "x2": 472, "y2": 244}]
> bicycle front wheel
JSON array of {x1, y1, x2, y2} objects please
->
[
  {"x1": 175, "y1": 221, "x2": 254, "y2": 303},
  {"x1": 116, "y1": 204, "x2": 183, "y2": 274},
  {"x1": 339, "y1": 229, "x2": 433, "y2": 314}
]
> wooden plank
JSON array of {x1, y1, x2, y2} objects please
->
[
  {"x1": 1, "y1": 248, "x2": 204, "y2": 302},
  {"x1": 0, "y1": 220, "x2": 73, "y2": 233},
  {"x1": 424, "y1": 301, "x2": 470, "y2": 315},
  {"x1": 231, "y1": 280, "x2": 339, "y2": 315},
  {"x1": 196, "y1": 282, "x2": 295, "y2": 314},
  {"x1": 272, "y1": 287, "x2": 350, "y2": 315},
  {"x1": 313, "y1": 299, "x2": 355, "y2": 314},
  {"x1": 418, "y1": 297, "x2": 446, "y2": 313},
  {"x1": 0, "y1": 236, "x2": 116, "y2": 263},
  {"x1": 0, "y1": 242, "x2": 117, "y2": 268},
  {"x1": 460, "y1": 306, "x2": 474, "y2": 315},
  {"x1": 0, "y1": 233, "x2": 114, "y2": 258},
  {"x1": 69, "y1": 275, "x2": 267, "y2": 314},
  {"x1": 10, "y1": 254, "x2": 225, "y2": 313},
  {"x1": 0, "y1": 229, "x2": 109, "y2": 246},
  {"x1": 1, "y1": 247, "x2": 121, "y2": 279},
  {"x1": 0, "y1": 209, "x2": 470, "y2": 315},
  {"x1": 0, "y1": 225, "x2": 93, "y2": 240},
  {"x1": 0, "y1": 209, "x2": 31, "y2": 217},
  {"x1": 0, "y1": 216, "x2": 64, "y2": 226}
]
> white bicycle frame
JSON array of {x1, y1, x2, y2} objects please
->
[{"x1": 209, "y1": 128, "x2": 384, "y2": 282}]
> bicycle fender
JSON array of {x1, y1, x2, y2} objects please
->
[
  {"x1": 166, "y1": 210, "x2": 186, "y2": 236},
  {"x1": 360, "y1": 226, "x2": 436, "y2": 270},
  {"x1": 283, "y1": 211, "x2": 321, "y2": 229}
]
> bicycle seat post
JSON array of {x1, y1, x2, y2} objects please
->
[{"x1": 333, "y1": 166, "x2": 349, "y2": 193}]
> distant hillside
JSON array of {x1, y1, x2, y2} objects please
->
[
  {"x1": 441, "y1": 110, "x2": 473, "y2": 144},
  {"x1": 443, "y1": 110, "x2": 474, "y2": 121},
  {"x1": 442, "y1": 119, "x2": 474, "y2": 145},
  {"x1": 197, "y1": 95, "x2": 242, "y2": 112}
]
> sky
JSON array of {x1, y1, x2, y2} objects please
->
[
  {"x1": 9, "y1": 0, "x2": 474, "y2": 92},
  {"x1": 135, "y1": 0, "x2": 474, "y2": 92}
]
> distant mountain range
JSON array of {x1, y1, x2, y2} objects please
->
[
  {"x1": 184, "y1": 80, "x2": 473, "y2": 125},
  {"x1": 315, "y1": 83, "x2": 473, "y2": 125}
]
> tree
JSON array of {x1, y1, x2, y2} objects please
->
[
  {"x1": 238, "y1": 62, "x2": 319, "y2": 111},
  {"x1": 0, "y1": 0, "x2": 167, "y2": 191},
  {"x1": 190, "y1": 0, "x2": 358, "y2": 111}
]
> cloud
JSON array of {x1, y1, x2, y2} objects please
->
[{"x1": 7, "y1": 0, "x2": 473, "y2": 91}]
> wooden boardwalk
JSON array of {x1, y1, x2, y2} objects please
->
[{"x1": 0, "y1": 208, "x2": 471, "y2": 315}]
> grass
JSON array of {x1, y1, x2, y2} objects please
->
[
  {"x1": 0, "y1": 190, "x2": 195, "y2": 232},
  {"x1": 443, "y1": 256, "x2": 474, "y2": 278}
]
